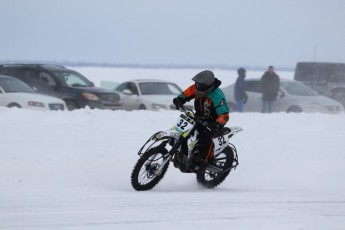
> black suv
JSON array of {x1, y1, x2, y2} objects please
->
[
  {"x1": 0, "y1": 64, "x2": 122, "y2": 110},
  {"x1": 294, "y1": 62, "x2": 345, "y2": 106}
]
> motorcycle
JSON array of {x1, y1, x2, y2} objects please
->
[{"x1": 131, "y1": 105, "x2": 243, "y2": 191}]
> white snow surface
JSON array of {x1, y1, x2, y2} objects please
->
[{"x1": 1, "y1": 67, "x2": 345, "y2": 230}]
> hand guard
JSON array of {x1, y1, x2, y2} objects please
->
[{"x1": 173, "y1": 97, "x2": 185, "y2": 110}]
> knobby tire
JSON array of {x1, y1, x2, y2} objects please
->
[
  {"x1": 196, "y1": 147, "x2": 234, "y2": 188},
  {"x1": 131, "y1": 146, "x2": 169, "y2": 191}
]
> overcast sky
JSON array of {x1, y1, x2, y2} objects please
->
[{"x1": 1, "y1": 0, "x2": 344, "y2": 68}]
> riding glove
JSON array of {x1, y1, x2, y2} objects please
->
[{"x1": 173, "y1": 97, "x2": 185, "y2": 109}]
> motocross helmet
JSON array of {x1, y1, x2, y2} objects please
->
[{"x1": 192, "y1": 70, "x2": 216, "y2": 97}]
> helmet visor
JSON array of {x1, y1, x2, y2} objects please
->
[{"x1": 196, "y1": 83, "x2": 209, "y2": 92}]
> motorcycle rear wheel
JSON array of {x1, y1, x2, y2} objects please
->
[
  {"x1": 196, "y1": 147, "x2": 234, "y2": 188},
  {"x1": 131, "y1": 146, "x2": 169, "y2": 191}
]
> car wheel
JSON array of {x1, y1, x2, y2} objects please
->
[
  {"x1": 227, "y1": 102, "x2": 237, "y2": 113},
  {"x1": 7, "y1": 103, "x2": 21, "y2": 108},
  {"x1": 287, "y1": 106, "x2": 302, "y2": 113},
  {"x1": 64, "y1": 99, "x2": 79, "y2": 111},
  {"x1": 138, "y1": 104, "x2": 146, "y2": 110}
]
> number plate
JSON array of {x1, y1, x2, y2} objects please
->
[
  {"x1": 175, "y1": 114, "x2": 195, "y2": 135},
  {"x1": 213, "y1": 135, "x2": 229, "y2": 152}
]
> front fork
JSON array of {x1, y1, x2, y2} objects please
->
[{"x1": 154, "y1": 137, "x2": 184, "y2": 176}]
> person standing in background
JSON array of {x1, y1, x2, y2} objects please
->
[
  {"x1": 260, "y1": 66, "x2": 280, "y2": 113},
  {"x1": 234, "y1": 67, "x2": 248, "y2": 112}
]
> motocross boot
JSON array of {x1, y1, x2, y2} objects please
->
[
  {"x1": 186, "y1": 148, "x2": 200, "y2": 171},
  {"x1": 193, "y1": 159, "x2": 207, "y2": 172},
  {"x1": 194, "y1": 153, "x2": 215, "y2": 172}
]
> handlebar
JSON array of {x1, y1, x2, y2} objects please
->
[
  {"x1": 178, "y1": 105, "x2": 218, "y2": 132},
  {"x1": 178, "y1": 105, "x2": 208, "y2": 126},
  {"x1": 178, "y1": 104, "x2": 195, "y2": 117}
]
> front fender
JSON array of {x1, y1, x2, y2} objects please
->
[
  {"x1": 153, "y1": 129, "x2": 180, "y2": 140},
  {"x1": 137, "y1": 129, "x2": 180, "y2": 156}
]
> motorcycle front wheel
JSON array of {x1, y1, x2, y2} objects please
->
[
  {"x1": 131, "y1": 146, "x2": 169, "y2": 191},
  {"x1": 196, "y1": 147, "x2": 234, "y2": 188}
]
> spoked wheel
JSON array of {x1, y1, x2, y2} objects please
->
[
  {"x1": 131, "y1": 147, "x2": 169, "y2": 191},
  {"x1": 196, "y1": 147, "x2": 234, "y2": 188}
]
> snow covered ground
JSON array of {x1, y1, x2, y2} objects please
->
[{"x1": 1, "y1": 67, "x2": 345, "y2": 229}]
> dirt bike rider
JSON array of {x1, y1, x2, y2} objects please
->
[{"x1": 173, "y1": 70, "x2": 229, "y2": 170}]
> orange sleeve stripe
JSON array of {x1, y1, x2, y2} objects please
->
[
  {"x1": 205, "y1": 142, "x2": 215, "y2": 163},
  {"x1": 216, "y1": 114, "x2": 229, "y2": 125},
  {"x1": 183, "y1": 84, "x2": 196, "y2": 98}
]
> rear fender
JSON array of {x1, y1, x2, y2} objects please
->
[
  {"x1": 227, "y1": 126, "x2": 243, "y2": 138},
  {"x1": 213, "y1": 126, "x2": 243, "y2": 153},
  {"x1": 213, "y1": 126, "x2": 243, "y2": 140}
]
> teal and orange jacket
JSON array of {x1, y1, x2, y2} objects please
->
[{"x1": 178, "y1": 79, "x2": 229, "y2": 126}]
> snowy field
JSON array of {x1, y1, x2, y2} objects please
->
[{"x1": 1, "y1": 67, "x2": 345, "y2": 230}]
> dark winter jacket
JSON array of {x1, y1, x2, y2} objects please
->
[
  {"x1": 234, "y1": 75, "x2": 247, "y2": 101},
  {"x1": 178, "y1": 78, "x2": 229, "y2": 126},
  {"x1": 260, "y1": 71, "x2": 280, "y2": 101}
]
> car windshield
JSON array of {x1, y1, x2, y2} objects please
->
[
  {"x1": 281, "y1": 81, "x2": 319, "y2": 96},
  {"x1": 0, "y1": 78, "x2": 36, "y2": 93},
  {"x1": 53, "y1": 71, "x2": 94, "y2": 87},
  {"x1": 139, "y1": 82, "x2": 182, "y2": 95}
]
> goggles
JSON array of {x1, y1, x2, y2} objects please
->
[{"x1": 196, "y1": 83, "x2": 209, "y2": 91}]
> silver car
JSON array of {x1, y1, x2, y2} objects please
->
[
  {"x1": 114, "y1": 79, "x2": 193, "y2": 111},
  {"x1": 222, "y1": 78, "x2": 344, "y2": 113},
  {"x1": 0, "y1": 75, "x2": 66, "y2": 110}
]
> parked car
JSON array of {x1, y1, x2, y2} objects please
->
[
  {"x1": 114, "y1": 79, "x2": 193, "y2": 111},
  {"x1": 294, "y1": 62, "x2": 345, "y2": 106},
  {"x1": 100, "y1": 81, "x2": 119, "y2": 90},
  {"x1": 222, "y1": 78, "x2": 344, "y2": 113},
  {"x1": 0, "y1": 75, "x2": 66, "y2": 110},
  {"x1": 0, "y1": 64, "x2": 122, "y2": 110}
]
